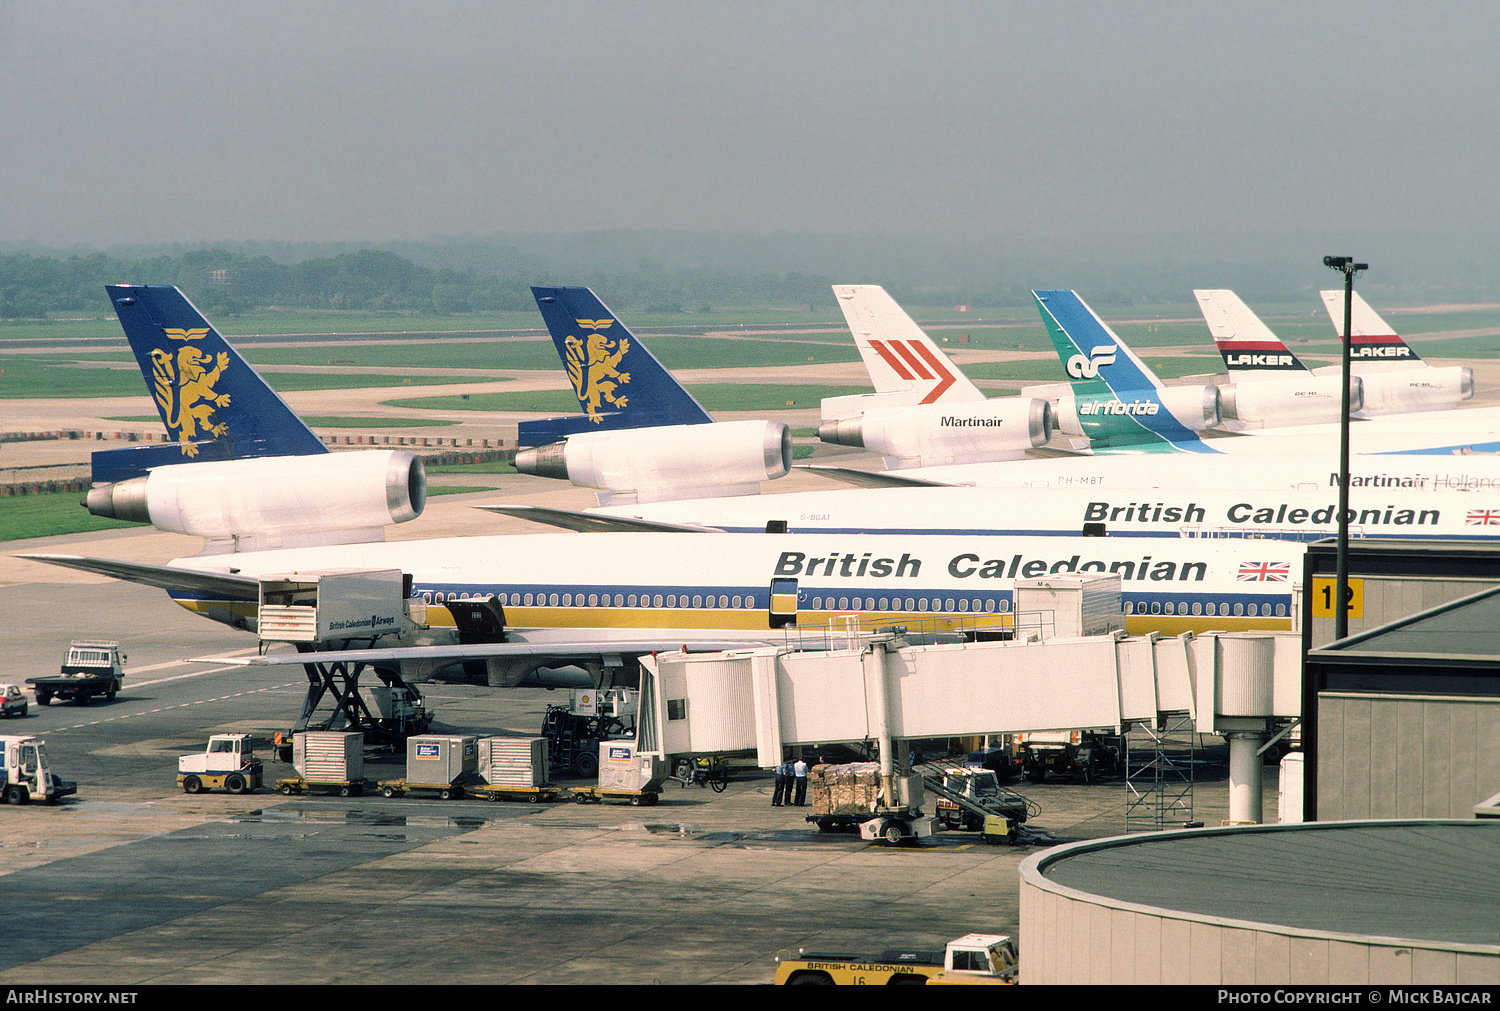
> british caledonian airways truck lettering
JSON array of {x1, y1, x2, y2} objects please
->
[{"x1": 773, "y1": 550, "x2": 1209, "y2": 583}]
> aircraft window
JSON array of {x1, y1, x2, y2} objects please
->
[
  {"x1": 561, "y1": 594, "x2": 571, "y2": 607},
  {"x1": 1192, "y1": 602, "x2": 1202, "y2": 615},
  {"x1": 942, "y1": 598, "x2": 953, "y2": 611},
  {"x1": 1276, "y1": 604, "x2": 1286, "y2": 617},
  {"x1": 434, "y1": 592, "x2": 445, "y2": 604},
  {"x1": 1164, "y1": 602, "x2": 1174, "y2": 615},
  {"x1": 1150, "y1": 601, "x2": 1161, "y2": 614},
  {"x1": 667, "y1": 594, "x2": 677, "y2": 607},
  {"x1": 653, "y1": 594, "x2": 664, "y2": 607},
  {"x1": 585, "y1": 593, "x2": 595, "y2": 607},
  {"x1": 693, "y1": 595, "x2": 703, "y2": 608},
  {"x1": 627, "y1": 594, "x2": 637, "y2": 607},
  {"x1": 1233, "y1": 603, "x2": 1244, "y2": 616},
  {"x1": 999, "y1": 599, "x2": 1010, "y2": 613},
  {"x1": 865, "y1": 598, "x2": 874, "y2": 610},
  {"x1": 1123, "y1": 601, "x2": 1134, "y2": 614},
  {"x1": 734, "y1": 595, "x2": 743, "y2": 608},
  {"x1": 719, "y1": 595, "x2": 728, "y2": 608},
  {"x1": 1248, "y1": 603, "x2": 1258, "y2": 617},
  {"x1": 836, "y1": 596, "x2": 847, "y2": 610},
  {"x1": 958, "y1": 599, "x2": 969, "y2": 612},
  {"x1": 1179, "y1": 601, "x2": 1187, "y2": 614},
  {"x1": 918, "y1": 598, "x2": 929, "y2": 612},
  {"x1": 549, "y1": 593, "x2": 559, "y2": 606},
  {"x1": 905, "y1": 598, "x2": 915, "y2": 611},
  {"x1": 984, "y1": 599, "x2": 995, "y2": 612},
  {"x1": 423, "y1": 592, "x2": 433, "y2": 605}
]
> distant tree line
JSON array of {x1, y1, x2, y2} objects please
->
[{"x1": 0, "y1": 245, "x2": 1054, "y2": 320}]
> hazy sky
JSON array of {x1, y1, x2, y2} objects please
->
[{"x1": 3, "y1": 0, "x2": 1498, "y2": 265}]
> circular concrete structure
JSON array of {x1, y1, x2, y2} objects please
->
[{"x1": 1019, "y1": 820, "x2": 1500, "y2": 985}]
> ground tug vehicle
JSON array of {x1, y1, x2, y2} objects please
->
[
  {"x1": 0, "y1": 735, "x2": 76, "y2": 804},
  {"x1": 773, "y1": 933, "x2": 1019, "y2": 985},
  {"x1": 28, "y1": 641, "x2": 125, "y2": 706},
  {"x1": 177, "y1": 734, "x2": 263, "y2": 794}
]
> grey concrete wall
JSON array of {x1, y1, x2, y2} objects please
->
[{"x1": 1318, "y1": 692, "x2": 1500, "y2": 820}]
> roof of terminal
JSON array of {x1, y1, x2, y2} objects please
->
[{"x1": 1032, "y1": 821, "x2": 1500, "y2": 947}]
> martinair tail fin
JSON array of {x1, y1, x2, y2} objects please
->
[
  {"x1": 1318, "y1": 290, "x2": 1424, "y2": 370},
  {"x1": 520, "y1": 286, "x2": 713, "y2": 447},
  {"x1": 1195, "y1": 290, "x2": 1310, "y2": 379},
  {"x1": 831, "y1": 285, "x2": 985, "y2": 405},
  {"x1": 95, "y1": 285, "x2": 326, "y2": 483}
]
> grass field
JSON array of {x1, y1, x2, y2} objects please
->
[
  {"x1": 0, "y1": 490, "x2": 137, "y2": 543},
  {"x1": 387, "y1": 384, "x2": 879, "y2": 414}
]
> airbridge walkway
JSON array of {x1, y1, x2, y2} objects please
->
[{"x1": 637, "y1": 619, "x2": 1302, "y2": 823}]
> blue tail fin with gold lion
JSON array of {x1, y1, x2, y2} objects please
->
[
  {"x1": 93, "y1": 284, "x2": 326, "y2": 483},
  {"x1": 520, "y1": 286, "x2": 713, "y2": 447}
]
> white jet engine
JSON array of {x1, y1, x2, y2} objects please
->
[
  {"x1": 818, "y1": 398, "x2": 1052, "y2": 468},
  {"x1": 515, "y1": 420, "x2": 792, "y2": 505},
  {"x1": 1218, "y1": 374, "x2": 1359, "y2": 430},
  {"x1": 1049, "y1": 384, "x2": 1221, "y2": 439},
  {"x1": 85, "y1": 450, "x2": 426, "y2": 552},
  {"x1": 1351, "y1": 366, "x2": 1472, "y2": 416}
]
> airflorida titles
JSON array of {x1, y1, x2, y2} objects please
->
[{"x1": 772, "y1": 550, "x2": 1209, "y2": 583}]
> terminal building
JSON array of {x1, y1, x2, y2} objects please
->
[{"x1": 1019, "y1": 539, "x2": 1500, "y2": 985}]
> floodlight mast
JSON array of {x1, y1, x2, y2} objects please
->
[{"x1": 1323, "y1": 255, "x2": 1368, "y2": 641}]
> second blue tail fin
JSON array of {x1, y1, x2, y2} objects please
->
[{"x1": 520, "y1": 286, "x2": 713, "y2": 446}]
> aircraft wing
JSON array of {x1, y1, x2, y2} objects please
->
[
  {"x1": 195, "y1": 639, "x2": 780, "y2": 668},
  {"x1": 473, "y1": 504, "x2": 717, "y2": 533},
  {"x1": 793, "y1": 464, "x2": 966, "y2": 488},
  {"x1": 17, "y1": 553, "x2": 260, "y2": 598}
]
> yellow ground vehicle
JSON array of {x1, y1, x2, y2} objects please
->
[{"x1": 773, "y1": 933, "x2": 1018, "y2": 985}]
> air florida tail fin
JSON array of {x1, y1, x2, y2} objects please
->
[
  {"x1": 832, "y1": 285, "x2": 985, "y2": 405},
  {"x1": 1318, "y1": 290, "x2": 1423, "y2": 369},
  {"x1": 520, "y1": 286, "x2": 713, "y2": 447},
  {"x1": 1195, "y1": 289, "x2": 1311, "y2": 378},
  {"x1": 1032, "y1": 289, "x2": 1220, "y2": 451},
  {"x1": 95, "y1": 285, "x2": 326, "y2": 483}
]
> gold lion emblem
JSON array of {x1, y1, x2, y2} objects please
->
[
  {"x1": 564, "y1": 319, "x2": 630, "y2": 421},
  {"x1": 151, "y1": 328, "x2": 231, "y2": 456}
]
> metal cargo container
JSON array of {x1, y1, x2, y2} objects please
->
[
  {"x1": 596, "y1": 739, "x2": 667, "y2": 793},
  {"x1": 405, "y1": 735, "x2": 477, "y2": 787},
  {"x1": 476, "y1": 737, "x2": 546, "y2": 788},
  {"x1": 294, "y1": 731, "x2": 364, "y2": 781}
]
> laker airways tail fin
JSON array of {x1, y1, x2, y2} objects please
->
[
  {"x1": 1195, "y1": 289, "x2": 1311, "y2": 378},
  {"x1": 520, "y1": 286, "x2": 713, "y2": 447}
]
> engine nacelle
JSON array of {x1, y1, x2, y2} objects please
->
[
  {"x1": 86, "y1": 451, "x2": 426, "y2": 550},
  {"x1": 1054, "y1": 386, "x2": 1221, "y2": 440},
  {"x1": 1358, "y1": 366, "x2": 1472, "y2": 416},
  {"x1": 818, "y1": 398, "x2": 1052, "y2": 468},
  {"x1": 514, "y1": 420, "x2": 791, "y2": 504},
  {"x1": 1219, "y1": 374, "x2": 1359, "y2": 430}
]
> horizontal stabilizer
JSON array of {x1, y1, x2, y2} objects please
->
[{"x1": 474, "y1": 504, "x2": 716, "y2": 533}]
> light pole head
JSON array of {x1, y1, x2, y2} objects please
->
[{"x1": 1323, "y1": 256, "x2": 1369, "y2": 274}]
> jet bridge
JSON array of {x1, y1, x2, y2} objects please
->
[{"x1": 636, "y1": 625, "x2": 1301, "y2": 824}]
